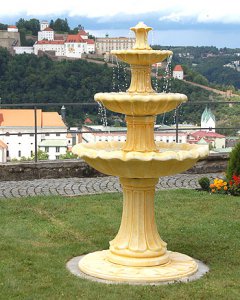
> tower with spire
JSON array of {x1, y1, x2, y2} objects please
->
[{"x1": 201, "y1": 107, "x2": 215, "y2": 132}]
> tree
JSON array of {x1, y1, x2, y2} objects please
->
[
  {"x1": 226, "y1": 142, "x2": 240, "y2": 180},
  {"x1": 50, "y1": 18, "x2": 70, "y2": 32},
  {"x1": 0, "y1": 23, "x2": 8, "y2": 30},
  {"x1": 31, "y1": 150, "x2": 49, "y2": 160}
]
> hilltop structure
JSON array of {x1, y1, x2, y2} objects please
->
[
  {"x1": 95, "y1": 36, "x2": 135, "y2": 55},
  {"x1": 173, "y1": 65, "x2": 184, "y2": 80},
  {"x1": 33, "y1": 21, "x2": 95, "y2": 58},
  {"x1": 0, "y1": 25, "x2": 20, "y2": 54}
]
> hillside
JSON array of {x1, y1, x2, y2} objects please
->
[{"x1": 0, "y1": 48, "x2": 239, "y2": 133}]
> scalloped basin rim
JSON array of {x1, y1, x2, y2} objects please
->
[
  {"x1": 72, "y1": 141, "x2": 209, "y2": 178},
  {"x1": 111, "y1": 50, "x2": 173, "y2": 55},
  {"x1": 94, "y1": 92, "x2": 188, "y2": 102},
  {"x1": 73, "y1": 141, "x2": 208, "y2": 162}
]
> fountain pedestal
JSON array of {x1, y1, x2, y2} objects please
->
[
  {"x1": 78, "y1": 177, "x2": 198, "y2": 282},
  {"x1": 109, "y1": 178, "x2": 168, "y2": 267}
]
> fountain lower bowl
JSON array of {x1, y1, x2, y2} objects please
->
[
  {"x1": 72, "y1": 141, "x2": 208, "y2": 178},
  {"x1": 95, "y1": 92, "x2": 187, "y2": 116}
]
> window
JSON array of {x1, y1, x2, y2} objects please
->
[
  {"x1": 6, "y1": 150, "x2": 9, "y2": 157},
  {"x1": 166, "y1": 139, "x2": 169, "y2": 143},
  {"x1": 30, "y1": 133, "x2": 34, "y2": 137},
  {"x1": 56, "y1": 146, "x2": 60, "y2": 153},
  {"x1": 56, "y1": 133, "x2": 60, "y2": 136},
  {"x1": 45, "y1": 147, "x2": 49, "y2": 152},
  {"x1": 18, "y1": 150, "x2": 21, "y2": 157},
  {"x1": 30, "y1": 151, "x2": 33, "y2": 156},
  {"x1": 56, "y1": 155, "x2": 60, "y2": 160},
  {"x1": 45, "y1": 133, "x2": 50, "y2": 136}
]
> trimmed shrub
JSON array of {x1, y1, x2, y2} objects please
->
[
  {"x1": 198, "y1": 177, "x2": 210, "y2": 191},
  {"x1": 226, "y1": 142, "x2": 240, "y2": 180}
]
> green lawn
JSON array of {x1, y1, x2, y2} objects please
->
[{"x1": 0, "y1": 190, "x2": 239, "y2": 300}]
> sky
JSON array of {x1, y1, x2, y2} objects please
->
[{"x1": 1, "y1": 0, "x2": 240, "y2": 48}]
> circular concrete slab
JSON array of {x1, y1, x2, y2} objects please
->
[{"x1": 66, "y1": 254, "x2": 209, "y2": 285}]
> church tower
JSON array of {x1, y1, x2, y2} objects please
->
[{"x1": 201, "y1": 107, "x2": 215, "y2": 132}]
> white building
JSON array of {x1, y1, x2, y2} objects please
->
[
  {"x1": 34, "y1": 25, "x2": 95, "y2": 58},
  {"x1": 38, "y1": 26, "x2": 54, "y2": 41},
  {"x1": 7, "y1": 25, "x2": 18, "y2": 32},
  {"x1": 40, "y1": 21, "x2": 49, "y2": 31},
  {"x1": 0, "y1": 109, "x2": 70, "y2": 161},
  {"x1": 95, "y1": 37, "x2": 135, "y2": 55},
  {"x1": 188, "y1": 131, "x2": 225, "y2": 149},
  {"x1": 81, "y1": 125, "x2": 188, "y2": 144},
  {"x1": 201, "y1": 107, "x2": 216, "y2": 132},
  {"x1": 173, "y1": 65, "x2": 184, "y2": 80},
  {"x1": 34, "y1": 40, "x2": 65, "y2": 56},
  {"x1": 14, "y1": 46, "x2": 34, "y2": 55},
  {"x1": 65, "y1": 33, "x2": 88, "y2": 58}
]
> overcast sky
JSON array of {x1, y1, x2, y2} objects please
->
[{"x1": 1, "y1": 0, "x2": 240, "y2": 47}]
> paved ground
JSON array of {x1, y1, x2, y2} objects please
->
[{"x1": 0, "y1": 173, "x2": 223, "y2": 199}]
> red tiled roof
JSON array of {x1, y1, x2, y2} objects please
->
[
  {"x1": 36, "y1": 40, "x2": 65, "y2": 45},
  {"x1": 66, "y1": 33, "x2": 84, "y2": 43},
  {"x1": 190, "y1": 131, "x2": 225, "y2": 138},
  {"x1": 8, "y1": 25, "x2": 17, "y2": 28},
  {"x1": 0, "y1": 109, "x2": 66, "y2": 128},
  {"x1": 43, "y1": 27, "x2": 53, "y2": 31},
  {"x1": 87, "y1": 39, "x2": 95, "y2": 44},
  {"x1": 84, "y1": 118, "x2": 93, "y2": 124},
  {"x1": 173, "y1": 65, "x2": 183, "y2": 72}
]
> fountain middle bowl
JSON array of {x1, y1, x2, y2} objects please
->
[
  {"x1": 72, "y1": 141, "x2": 209, "y2": 178},
  {"x1": 95, "y1": 92, "x2": 187, "y2": 116}
]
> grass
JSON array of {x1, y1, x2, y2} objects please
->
[{"x1": 0, "y1": 189, "x2": 239, "y2": 300}]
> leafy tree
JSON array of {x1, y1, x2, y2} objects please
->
[
  {"x1": 16, "y1": 18, "x2": 40, "y2": 36},
  {"x1": 31, "y1": 150, "x2": 49, "y2": 160},
  {"x1": 226, "y1": 142, "x2": 240, "y2": 180},
  {"x1": 50, "y1": 18, "x2": 70, "y2": 32},
  {"x1": 0, "y1": 23, "x2": 8, "y2": 30},
  {"x1": 59, "y1": 152, "x2": 78, "y2": 159}
]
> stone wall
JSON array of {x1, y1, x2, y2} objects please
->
[{"x1": 0, "y1": 154, "x2": 229, "y2": 181}]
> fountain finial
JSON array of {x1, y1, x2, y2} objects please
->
[{"x1": 131, "y1": 22, "x2": 152, "y2": 50}]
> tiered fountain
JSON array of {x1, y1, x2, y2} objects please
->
[{"x1": 72, "y1": 22, "x2": 209, "y2": 283}]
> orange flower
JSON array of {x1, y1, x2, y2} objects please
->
[
  {"x1": 211, "y1": 189, "x2": 216, "y2": 193},
  {"x1": 210, "y1": 183, "x2": 215, "y2": 188},
  {"x1": 224, "y1": 186, "x2": 228, "y2": 191}
]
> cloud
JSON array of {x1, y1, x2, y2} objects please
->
[{"x1": 0, "y1": 0, "x2": 240, "y2": 24}]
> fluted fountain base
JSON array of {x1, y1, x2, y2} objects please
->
[{"x1": 78, "y1": 250, "x2": 198, "y2": 283}]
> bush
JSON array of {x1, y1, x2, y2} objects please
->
[
  {"x1": 198, "y1": 177, "x2": 210, "y2": 191},
  {"x1": 226, "y1": 142, "x2": 240, "y2": 180}
]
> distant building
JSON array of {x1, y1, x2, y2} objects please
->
[
  {"x1": 40, "y1": 20, "x2": 49, "y2": 31},
  {"x1": 13, "y1": 46, "x2": 34, "y2": 55},
  {"x1": 81, "y1": 125, "x2": 188, "y2": 144},
  {"x1": 201, "y1": 107, "x2": 215, "y2": 132},
  {"x1": 34, "y1": 40, "x2": 65, "y2": 56},
  {"x1": 34, "y1": 22, "x2": 95, "y2": 58},
  {"x1": 7, "y1": 25, "x2": 18, "y2": 32},
  {"x1": 173, "y1": 65, "x2": 184, "y2": 80},
  {"x1": 0, "y1": 26, "x2": 21, "y2": 54},
  {"x1": 188, "y1": 131, "x2": 225, "y2": 149},
  {"x1": 0, "y1": 109, "x2": 70, "y2": 161},
  {"x1": 38, "y1": 26, "x2": 54, "y2": 41},
  {"x1": 95, "y1": 37, "x2": 135, "y2": 55}
]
